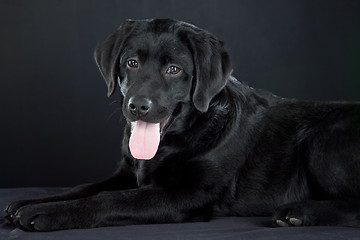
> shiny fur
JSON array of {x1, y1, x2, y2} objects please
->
[{"x1": 4, "y1": 19, "x2": 360, "y2": 231}]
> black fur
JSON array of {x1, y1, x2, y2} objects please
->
[{"x1": 4, "y1": 19, "x2": 360, "y2": 231}]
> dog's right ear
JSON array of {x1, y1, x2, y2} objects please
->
[{"x1": 94, "y1": 20, "x2": 135, "y2": 97}]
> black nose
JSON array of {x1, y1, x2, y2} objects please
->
[{"x1": 128, "y1": 97, "x2": 153, "y2": 116}]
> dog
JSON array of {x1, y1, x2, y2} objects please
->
[{"x1": 4, "y1": 19, "x2": 360, "y2": 231}]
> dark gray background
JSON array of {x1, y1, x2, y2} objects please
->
[{"x1": 1, "y1": 0, "x2": 359, "y2": 187}]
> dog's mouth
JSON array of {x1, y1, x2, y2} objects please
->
[
  {"x1": 127, "y1": 104, "x2": 182, "y2": 160},
  {"x1": 128, "y1": 117, "x2": 170, "y2": 160}
]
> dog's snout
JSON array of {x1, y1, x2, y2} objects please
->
[{"x1": 128, "y1": 97, "x2": 153, "y2": 117}]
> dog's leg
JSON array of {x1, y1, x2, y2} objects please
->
[
  {"x1": 273, "y1": 199, "x2": 360, "y2": 227},
  {"x1": 4, "y1": 166, "x2": 137, "y2": 225},
  {"x1": 10, "y1": 186, "x2": 214, "y2": 231}
]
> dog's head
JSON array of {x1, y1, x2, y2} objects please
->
[{"x1": 94, "y1": 19, "x2": 232, "y2": 159}]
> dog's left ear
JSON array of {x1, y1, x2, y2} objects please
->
[
  {"x1": 180, "y1": 26, "x2": 233, "y2": 112},
  {"x1": 94, "y1": 20, "x2": 135, "y2": 97}
]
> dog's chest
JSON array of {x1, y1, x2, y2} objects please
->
[{"x1": 134, "y1": 160, "x2": 152, "y2": 187}]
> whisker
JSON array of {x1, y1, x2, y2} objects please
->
[
  {"x1": 106, "y1": 108, "x2": 122, "y2": 124},
  {"x1": 110, "y1": 100, "x2": 121, "y2": 105}
]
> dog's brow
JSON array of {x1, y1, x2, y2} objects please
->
[{"x1": 120, "y1": 49, "x2": 141, "y2": 64}]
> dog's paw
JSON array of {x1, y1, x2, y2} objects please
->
[
  {"x1": 4, "y1": 200, "x2": 34, "y2": 225},
  {"x1": 10, "y1": 202, "x2": 73, "y2": 231},
  {"x1": 272, "y1": 201, "x2": 316, "y2": 227},
  {"x1": 10, "y1": 199, "x2": 97, "y2": 231},
  {"x1": 273, "y1": 200, "x2": 360, "y2": 227},
  {"x1": 11, "y1": 204, "x2": 54, "y2": 231}
]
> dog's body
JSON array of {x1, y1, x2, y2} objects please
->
[{"x1": 4, "y1": 19, "x2": 360, "y2": 231}]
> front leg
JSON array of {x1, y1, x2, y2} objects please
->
[
  {"x1": 13, "y1": 186, "x2": 215, "y2": 231},
  {"x1": 4, "y1": 166, "x2": 137, "y2": 225}
]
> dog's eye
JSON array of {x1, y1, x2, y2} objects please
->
[
  {"x1": 127, "y1": 59, "x2": 138, "y2": 69},
  {"x1": 166, "y1": 66, "x2": 181, "y2": 75}
]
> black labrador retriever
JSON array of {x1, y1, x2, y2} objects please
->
[{"x1": 4, "y1": 19, "x2": 360, "y2": 231}]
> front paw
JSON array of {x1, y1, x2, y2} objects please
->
[
  {"x1": 4, "y1": 200, "x2": 33, "y2": 225},
  {"x1": 11, "y1": 199, "x2": 98, "y2": 231},
  {"x1": 11, "y1": 203, "x2": 72, "y2": 231}
]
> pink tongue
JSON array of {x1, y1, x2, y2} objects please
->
[{"x1": 129, "y1": 120, "x2": 160, "y2": 160}]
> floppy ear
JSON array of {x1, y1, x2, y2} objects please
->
[
  {"x1": 94, "y1": 20, "x2": 135, "y2": 97},
  {"x1": 183, "y1": 27, "x2": 233, "y2": 112}
]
